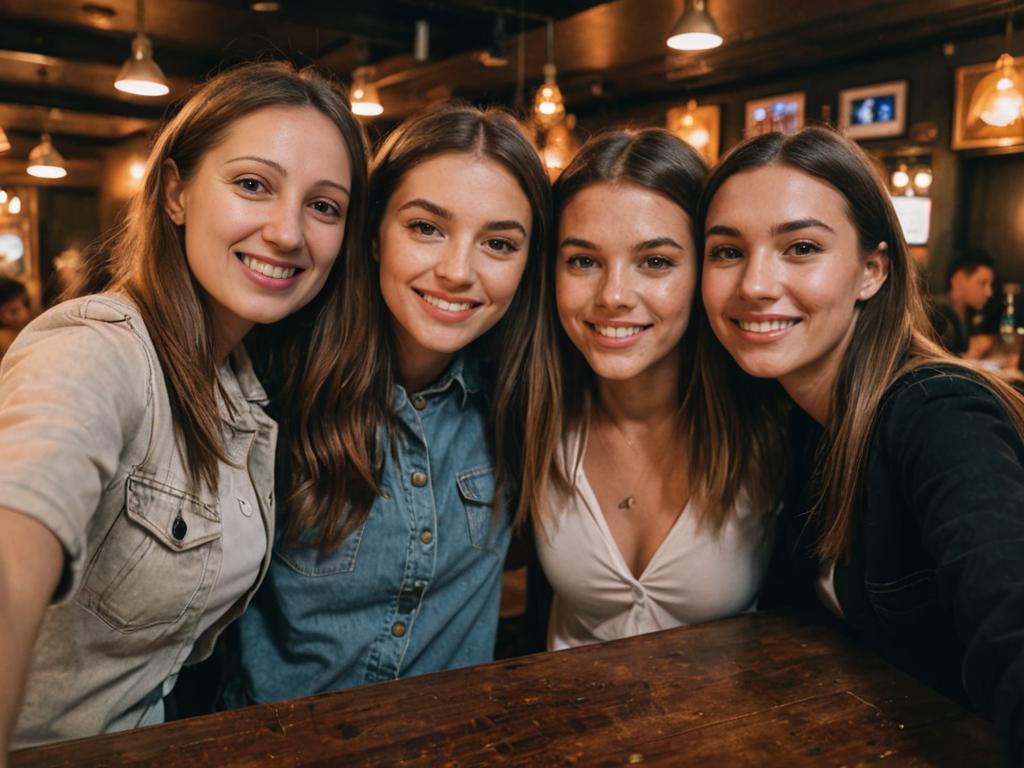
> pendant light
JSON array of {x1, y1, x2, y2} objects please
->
[
  {"x1": 968, "y1": 1, "x2": 1023, "y2": 127},
  {"x1": 8, "y1": 195, "x2": 21, "y2": 215},
  {"x1": 667, "y1": 0, "x2": 723, "y2": 51},
  {"x1": 0, "y1": 126, "x2": 10, "y2": 154},
  {"x1": 26, "y1": 133, "x2": 68, "y2": 179},
  {"x1": 115, "y1": 0, "x2": 169, "y2": 97},
  {"x1": 533, "y1": 19, "x2": 565, "y2": 128},
  {"x1": 350, "y1": 67, "x2": 383, "y2": 117}
]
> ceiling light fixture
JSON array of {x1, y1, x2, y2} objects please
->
[
  {"x1": 8, "y1": 195, "x2": 21, "y2": 215},
  {"x1": 533, "y1": 19, "x2": 565, "y2": 128},
  {"x1": 414, "y1": 20, "x2": 430, "y2": 62},
  {"x1": 667, "y1": 0, "x2": 723, "y2": 52},
  {"x1": 0, "y1": 126, "x2": 10, "y2": 154},
  {"x1": 351, "y1": 67, "x2": 384, "y2": 117},
  {"x1": 115, "y1": 0, "x2": 169, "y2": 97},
  {"x1": 968, "y1": 0, "x2": 1022, "y2": 127},
  {"x1": 26, "y1": 132, "x2": 68, "y2": 179}
]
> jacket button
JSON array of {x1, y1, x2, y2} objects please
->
[
  {"x1": 411, "y1": 471, "x2": 428, "y2": 487},
  {"x1": 172, "y1": 515, "x2": 187, "y2": 541},
  {"x1": 420, "y1": 529, "x2": 433, "y2": 544},
  {"x1": 411, "y1": 395, "x2": 427, "y2": 410},
  {"x1": 391, "y1": 621, "x2": 406, "y2": 637}
]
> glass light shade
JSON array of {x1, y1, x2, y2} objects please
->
[
  {"x1": 351, "y1": 80, "x2": 383, "y2": 117},
  {"x1": 968, "y1": 53, "x2": 1024, "y2": 128},
  {"x1": 667, "y1": 1, "x2": 723, "y2": 51},
  {"x1": 27, "y1": 133, "x2": 68, "y2": 179},
  {"x1": 115, "y1": 34, "x2": 170, "y2": 97},
  {"x1": 534, "y1": 64, "x2": 565, "y2": 127},
  {"x1": 8, "y1": 195, "x2": 22, "y2": 214},
  {"x1": 0, "y1": 126, "x2": 10, "y2": 154}
]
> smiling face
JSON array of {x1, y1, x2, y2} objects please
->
[
  {"x1": 556, "y1": 182, "x2": 697, "y2": 384},
  {"x1": 701, "y1": 164, "x2": 888, "y2": 417},
  {"x1": 163, "y1": 105, "x2": 352, "y2": 356},
  {"x1": 377, "y1": 151, "x2": 532, "y2": 390}
]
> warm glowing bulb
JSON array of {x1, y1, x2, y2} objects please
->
[
  {"x1": 681, "y1": 113, "x2": 695, "y2": 128},
  {"x1": 538, "y1": 101, "x2": 557, "y2": 115},
  {"x1": 891, "y1": 169, "x2": 910, "y2": 188},
  {"x1": 688, "y1": 127, "x2": 710, "y2": 149},
  {"x1": 997, "y1": 76, "x2": 1014, "y2": 91},
  {"x1": 0, "y1": 189, "x2": 7, "y2": 204},
  {"x1": 913, "y1": 169, "x2": 933, "y2": 190},
  {"x1": 129, "y1": 160, "x2": 146, "y2": 181},
  {"x1": 8, "y1": 195, "x2": 21, "y2": 214}
]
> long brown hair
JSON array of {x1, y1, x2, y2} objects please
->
[
  {"x1": 524, "y1": 128, "x2": 762, "y2": 533},
  {"x1": 285, "y1": 102, "x2": 553, "y2": 550},
  {"x1": 101, "y1": 61, "x2": 368, "y2": 494},
  {"x1": 696, "y1": 126, "x2": 1024, "y2": 560}
]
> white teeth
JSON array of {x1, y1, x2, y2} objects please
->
[
  {"x1": 737, "y1": 319, "x2": 798, "y2": 333},
  {"x1": 593, "y1": 324, "x2": 646, "y2": 339},
  {"x1": 242, "y1": 255, "x2": 296, "y2": 279},
  {"x1": 420, "y1": 292, "x2": 476, "y2": 312}
]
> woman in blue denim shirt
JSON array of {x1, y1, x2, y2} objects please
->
[
  {"x1": 700, "y1": 127, "x2": 1024, "y2": 765},
  {"x1": 0, "y1": 62, "x2": 368, "y2": 752},
  {"x1": 226, "y1": 103, "x2": 553, "y2": 704}
]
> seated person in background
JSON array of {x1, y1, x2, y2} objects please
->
[
  {"x1": 522, "y1": 129, "x2": 776, "y2": 651},
  {"x1": 930, "y1": 248, "x2": 995, "y2": 358},
  {"x1": 0, "y1": 277, "x2": 33, "y2": 361}
]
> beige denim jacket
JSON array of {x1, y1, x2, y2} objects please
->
[{"x1": 0, "y1": 294, "x2": 277, "y2": 748}]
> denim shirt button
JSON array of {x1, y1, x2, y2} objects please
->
[
  {"x1": 391, "y1": 621, "x2": 407, "y2": 637},
  {"x1": 411, "y1": 471, "x2": 428, "y2": 488},
  {"x1": 420, "y1": 529, "x2": 433, "y2": 544},
  {"x1": 411, "y1": 394, "x2": 427, "y2": 411}
]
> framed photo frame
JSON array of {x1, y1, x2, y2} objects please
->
[
  {"x1": 745, "y1": 92, "x2": 805, "y2": 137},
  {"x1": 667, "y1": 102, "x2": 720, "y2": 164},
  {"x1": 838, "y1": 80, "x2": 908, "y2": 140},
  {"x1": 952, "y1": 56, "x2": 1024, "y2": 151}
]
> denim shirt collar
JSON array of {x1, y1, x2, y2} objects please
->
[{"x1": 394, "y1": 351, "x2": 482, "y2": 410}]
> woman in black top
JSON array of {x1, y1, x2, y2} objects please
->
[{"x1": 696, "y1": 126, "x2": 1024, "y2": 764}]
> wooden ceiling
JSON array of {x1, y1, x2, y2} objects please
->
[{"x1": 0, "y1": 0, "x2": 1018, "y2": 159}]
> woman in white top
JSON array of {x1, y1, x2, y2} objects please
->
[{"x1": 522, "y1": 129, "x2": 778, "y2": 650}]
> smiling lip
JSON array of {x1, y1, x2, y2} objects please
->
[
  {"x1": 731, "y1": 315, "x2": 800, "y2": 341},
  {"x1": 414, "y1": 288, "x2": 481, "y2": 322},
  {"x1": 585, "y1": 321, "x2": 652, "y2": 348},
  {"x1": 236, "y1": 252, "x2": 304, "y2": 289}
]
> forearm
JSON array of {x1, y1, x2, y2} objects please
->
[{"x1": 0, "y1": 506, "x2": 63, "y2": 762}]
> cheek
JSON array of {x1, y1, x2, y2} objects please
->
[{"x1": 482, "y1": 258, "x2": 528, "y2": 308}]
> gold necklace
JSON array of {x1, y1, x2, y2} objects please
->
[{"x1": 591, "y1": 409, "x2": 671, "y2": 512}]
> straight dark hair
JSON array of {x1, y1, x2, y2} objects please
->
[
  {"x1": 99, "y1": 61, "x2": 368, "y2": 495},
  {"x1": 696, "y1": 125, "x2": 1024, "y2": 560},
  {"x1": 286, "y1": 102, "x2": 553, "y2": 550}
]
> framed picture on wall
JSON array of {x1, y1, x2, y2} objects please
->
[
  {"x1": 666, "y1": 101, "x2": 720, "y2": 164},
  {"x1": 952, "y1": 55, "x2": 1024, "y2": 151},
  {"x1": 839, "y1": 80, "x2": 908, "y2": 139},
  {"x1": 745, "y1": 92, "x2": 805, "y2": 137}
]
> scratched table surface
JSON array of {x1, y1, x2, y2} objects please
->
[{"x1": 12, "y1": 612, "x2": 1001, "y2": 767}]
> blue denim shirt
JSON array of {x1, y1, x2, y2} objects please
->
[{"x1": 225, "y1": 353, "x2": 511, "y2": 705}]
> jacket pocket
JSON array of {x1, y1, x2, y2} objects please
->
[
  {"x1": 457, "y1": 465, "x2": 499, "y2": 550},
  {"x1": 864, "y1": 569, "x2": 942, "y2": 630},
  {"x1": 274, "y1": 511, "x2": 369, "y2": 576},
  {"x1": 77, "y1": 475, "x2": 221, "y2": 632}
]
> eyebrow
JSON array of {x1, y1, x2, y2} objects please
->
[
  {"x1": 226, "y1": 155, "x2": 351, "y2": 197},
  {"x1": 559, "y1": 236, "x2": 684, "y2": 251},
  {"x1": 705, "y1": 219, "x2": 835, "y2": 238},
  {"x1": 400, "y1": 199, "x2": 528, "y2": 237}
]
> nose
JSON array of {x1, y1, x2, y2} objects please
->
[
  {"x1": 262, "y1": 200, "x2": 304, "y2": 253},
  {"x1": 596, "y1": 261, "x2": 634, "y2": 309},
  {"x1": 434, "y1": 240, "x2": 473, "y2": 287},
  {"x1": 736, "y1": 249, "x2": 781, "y2": 302}
]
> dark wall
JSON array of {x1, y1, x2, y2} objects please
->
[
  {"x1": 36, "y1": 187, "x2": 100, "y2": 303},
  {"x1": 965, "y1": 153, "x2": 1024, "y2": 282},
  {"x1": 574, "y1": 26, "x2": 1024, "y2": 292}
]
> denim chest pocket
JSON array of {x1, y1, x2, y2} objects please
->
[
  {"x1": 274, "y1": 513, "x2": 369, "y2": 576},
  {"x1": 864, "y1": 569, "x2": 942, "y2": 630},
  {"x1": 77, "y1": 476, "x2": 221, "y2": 632},
  {"x1": 457, "y1": 465, "x2": 501, "y2": 550}
]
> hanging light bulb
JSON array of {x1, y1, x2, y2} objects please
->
[
  {"x1": 667, "y1": 0, "x2": 723, "y2": 52},
  {"x1": 115, "y1": 0, "x2": 169, "y2": 97},
  {"x1": 534, "y1": 20, "x2": 565, "y2": 128},
  {"x1": 968, "y1": 7, "x2": 1023, "y2": 128},
  {"x1": 0, "y1": 126, "x2": 10, "y2": 154},
  {"x1": 350, "y1": 67, "x2": 384, "y2": 117},
  {"x1": 0, "y1": 189, "x2": 7, "y2": 205},
  {"x1": 891, "y1": 165, "x2": 910, "y2": 192},
  {"x1": 912, "y1": 166, "x2": 933, "y2": 192},
  {"x1": 8, "y1": 195, "x2": 22, "y2": 215},
  {"x1": 27, "y1": 133, "x2": 68, "y2": 179}
]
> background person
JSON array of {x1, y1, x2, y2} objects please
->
[{"x1": 930, "y1": 248, "x2": 995, "y2": 358}]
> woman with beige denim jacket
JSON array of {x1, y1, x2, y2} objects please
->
[{"x1": 0, "y1": 61, "x2": 368, "y2": 756}]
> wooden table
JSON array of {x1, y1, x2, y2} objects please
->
[{"x1": 12, "y1": 612, "x2": 1001, "y2": 767}]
